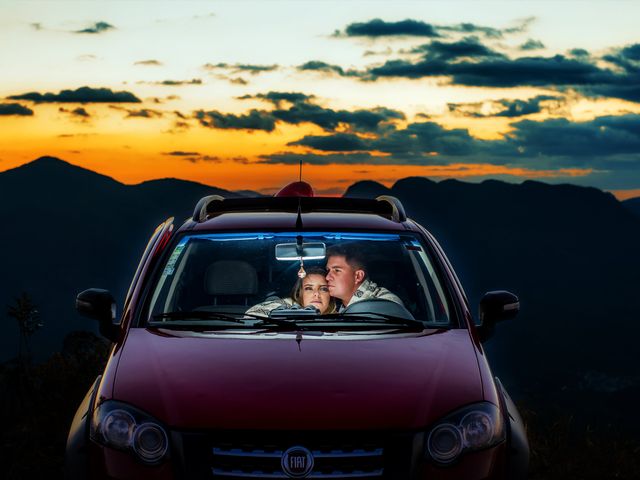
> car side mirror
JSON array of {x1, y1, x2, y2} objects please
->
[
  {"x1": 477, "y1": 290, "x2": 519, "y2": 342},
  {"x1": 76, "y1": 288, "x2": 120, "y2": 342}
]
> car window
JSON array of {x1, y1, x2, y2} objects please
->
[{"x1": 145, "y1": 232, "x2": 454, "y2": 327}]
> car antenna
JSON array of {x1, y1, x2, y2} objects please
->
[
  {"x1": 295, "y1": 158, "x2": 304, "y2": 229},
  {"x1": 296, "y1": 158, "x2": 306, "y2": 278}
]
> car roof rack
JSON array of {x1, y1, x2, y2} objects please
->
[{"x1": 192, "y1": 195, "x2": 407, "y2": 223}]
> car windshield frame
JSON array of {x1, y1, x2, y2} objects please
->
[{"x1": 135, "y1": 229, "x2": 463, "y2": 330}]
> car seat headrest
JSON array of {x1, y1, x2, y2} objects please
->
[{"x1": 204, "y1": 260, "x2": 258, "y2": 295}]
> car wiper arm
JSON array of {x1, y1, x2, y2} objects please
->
[
  {"x1": 244, "y1": 313, "x2": 299, "y2": 329},
  {"x1": 152, "y1": 311, "x2": 245, "y2": 323},
  {"x1": 320, "y1": 312, "x2": 425, "y2": 328}
]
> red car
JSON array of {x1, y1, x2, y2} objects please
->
[{"x1": 65, "y1": 183, "x2": 529, "y2": 479}]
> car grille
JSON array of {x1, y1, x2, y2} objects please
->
[
  {"x1": 212, "y1": 442, "x2": 384, "y2": 478},
  {"x1": 173, "y1": 431, "x2": 415, "y2": 479}
]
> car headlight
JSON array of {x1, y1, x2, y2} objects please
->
[
  {"x1": 90, "y1": 400, "x2": 169, "y2": 465},
  {"x1": 426, "y1": 402, "x2": 505, "y2": 465}
]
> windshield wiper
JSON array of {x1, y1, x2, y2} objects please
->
[
  {"x1": 151, "y1": 311, "x2": 300, "y2": 330},
  {"x1": 247, "y1": 314, "x2": 300, "y2": 329},
  {"x1": 152, "y1": 310, "x2": 246, "y2": 324},
  {"x1": 319, "y1": 312, "x2": 425, "y2": 328}
]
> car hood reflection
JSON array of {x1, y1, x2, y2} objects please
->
[{"x1": 112, "y1": 328, "x2": 484, "y2": 430}]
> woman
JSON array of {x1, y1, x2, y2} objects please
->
[
  {"x1": 290, "y1": 267, "x2": 336, "y2": 314},
  {"x1": 245, "y1": 266, "x2": 336, "y2": 316}
]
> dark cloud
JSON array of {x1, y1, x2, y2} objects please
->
[
  {"x1": 126, "y1": 109, "x2": 163, "y2": 118},
  {"x1": 494, "y1": 96, "x2": 561, "y2": 117},
  {"x1": 197, "y1": 155, "x2": 221, "y2": 162},
  {"x1": 370, "y1": 54, "x2": 608, "y2": 86},
  {"x1": 8, "y1": 87, "x2": 141, "y2": 103},
  {"x1": 135, "y1": 59, "x2": 163, "y2": 66},
  {"x1": 409, "y1": 36, "x2": 506, "y2": 61},
  {"x1": 168, "y1": 120, "x2": 191, "y2": 133},
  {"x1": 238, "y1": 91, "x2": 314, "y2": 107},
  {"x1": 264, "y1": 114, "x2": 640, "y2": 181},
  {"x1": 163, "y1": 151, "x2": 200, "y2": 156},
  {"x1": 288, "y1": 133, "x2": 370, "y2": 151},
  {"x1": 340, "y1": 18, "x2": 440, "y2": 38},
  {"x1": 185, "y1": 155, "x2": 220, "y2": 163},
  {"x1": 30, "y1": 23, "x2": 43, "y2": 31},
  {"x1": 75, "y1": 21, "x2": 115, "y2": 34},
  {"x1": 507, "y1": 114, "x2": 640, "y2": 159},
  {"x1": 110, "y1": 106, "x2": 163, "y2": 118},
  {"x1": 448, "y1": 95, "x2": 561, "y2": 118},
  {"x1": 258, "y1": 152, "x2": 375, "y2": 165},
  {"x1": 163, "y1": 151, "x2": 219, "y2": 162},
  {"x1": 263, "y1": 122, "x2": 504, "y2": 165},
  {"x1": 230, "y1": 77, "x2": 248, "y2": 85},
  {"x1": 620, "y1": 44, "x2": 640, "y2": 62},
  {"x1": 272, "y1": 104, "x2": 404, "y2": 132},
  {"x1": 437, "y1": 22, "x2": 503, "y2": 39},
  {"x1": 297, "y1": 61, "x2": 361, "y2": 77},
  {"x1": 267, "y1": 121, "x2": 490, "y2": 163},
  {"x1": 213, "y1": 93, "x2": 403, "y2": 133},
  {"x1": 569, "y1": 48, "x2": 590, "y2": 58},
  {"x1": 195, "y1": 109, "x2": 277, "y2": 132},
  {"x1": 366, "y1": 58, "x2": 449, "y2": 79},
  {"x1": 363, "y1": 47, "x2": 394, "y2": 57},
  {"x1": 203, "y1": 63, "x2": 278, "y2": 75},
  {"x1": 0, "y1": 103, "x2": 34, "y2": 116},
  {"x1": 437, "y1": 18, "x2": 534, "y2": 39},
  {"x1": 370, "y1": 121, "x2": 487, "y2": 157},
  {"x1": 339, "y1": 17, "x2": 533, "y2": 40},
  {"x1": 157, "y1": 79, "x2": 202, "y2": 86},
  {"x1": 519, "y1": 39, "x2": 545, "y2": 51},
  {"x1": 359, "y1": 38, "x2": 640, "y2": 103},
  {"x1": 59, "y1": 107, "x2": 91, "y2": 119}
]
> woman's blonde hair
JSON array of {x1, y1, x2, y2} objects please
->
[{"x1": 290, "y1": 266, "x2": 336, "y2": 314}]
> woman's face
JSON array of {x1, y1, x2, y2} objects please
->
[{"x1": 301, "y1": 274, "x2": 331, "y2": 314}]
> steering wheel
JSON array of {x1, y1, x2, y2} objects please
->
[{"x1": 343, "y1": 298, "x2": 415, "y2": 320}]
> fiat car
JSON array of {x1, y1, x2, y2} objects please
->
[{"x1": 65, "y1": 182, "x2": 529, "y2": 479}]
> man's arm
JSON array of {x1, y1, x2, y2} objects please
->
[{"x1": 245, "y1": 297, "x2": 294, "y2": 317}]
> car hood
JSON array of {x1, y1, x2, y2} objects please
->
[{"x1": 112, "y1": 327, "x2": 483, "y2": 430}]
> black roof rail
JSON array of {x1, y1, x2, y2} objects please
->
[
  {"x1": 192, "y1": 195, "x2": 224, "y2": 222},
  {"x1": 191, "y1": 195, "x2": 408, "y2": 223},
  {"x1": 376, "y1": 195, "x2": 406, "y2": 222}
]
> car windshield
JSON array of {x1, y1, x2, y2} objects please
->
[{"x1": 145, "y1": 232, "x2": 454, "y2": 329}]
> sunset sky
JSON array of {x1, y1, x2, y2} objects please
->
[{"x1": 2, "y1": 1, "x2": 640, "y2": 197}]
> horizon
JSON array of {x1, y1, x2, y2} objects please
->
[
  {"x1": 6, "y1": 154, "x2": 639, "y2": 201},
  {"x1": 1, "y1": 1, "x2": 640, "y2": 198}
]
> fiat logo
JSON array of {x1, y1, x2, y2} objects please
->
[{"x1": 281, "y1": 446, "x2": 314, "y2": 478}]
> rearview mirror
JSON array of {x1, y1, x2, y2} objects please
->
[{"x1": 275, "y1": 242, "x2": 326, "y2": 261}]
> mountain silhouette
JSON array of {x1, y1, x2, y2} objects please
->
[
  {"x1": 2, "y1": 158, "x2": 640, "y2": 410},
  {"x1": 345, "y1": 177, "x2": 640, "y2": 395},
  {"x1": 0, "y1": 157, "x2": 242, "y2": 362},
  {"x1": 623, "y1": 197, "x2": 640, "y2": 219}
]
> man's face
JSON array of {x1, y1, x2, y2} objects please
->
[{"x1": 325, "y1": 255, "x2": 364, "y2": 304}]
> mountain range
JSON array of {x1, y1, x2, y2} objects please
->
[{"x1": 1, "y1": 157, "x2": 640, "y2": 409}]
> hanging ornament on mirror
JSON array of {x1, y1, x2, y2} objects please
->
[{"x1": 297, "y1": 258, "x2": 306, "y2": 278}]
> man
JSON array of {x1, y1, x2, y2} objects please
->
[{"x1": 325, "y1": 244, "x2": 403, "y2": 311}]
